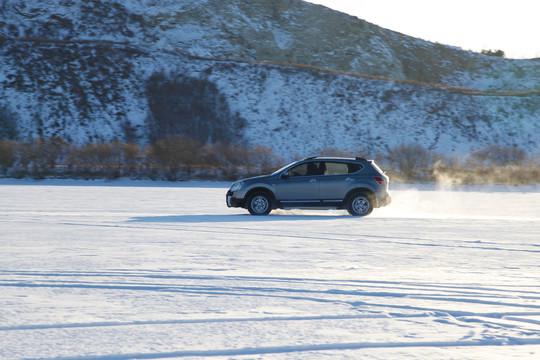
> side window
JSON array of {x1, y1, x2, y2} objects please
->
[
  {"x1": 324, "y1": 162, "x2": 363, "y2": 175},
  {"x1": 288, "y1": 162, "x2": 323, "y2": 177},
  {"x1": 324, "y1": 162, "x2": 349, "y2": 175},
  {"x1": 288, "y1": 163, "x2": 308, "y2": 177},
  {"x1": 347, "y1": 163, "x2": 363, "y2": 174}
]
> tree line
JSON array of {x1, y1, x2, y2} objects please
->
[
  {"x1": 0, "y1": 136, "x2": 282, "y2": 181},
  {"x1": 0, "y1": 137, "x2": 538, "y2": 185}
]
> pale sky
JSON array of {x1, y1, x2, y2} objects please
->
[{"x1": 304, "y1": 0, "x2": 540, "y2": 59}]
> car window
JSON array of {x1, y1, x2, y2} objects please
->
[
  {"x1": 324, "y1": 162, "x2": 363, "y2": 175},
  {"x1": 347, "y1": 163, "x2": 363, "y2": 173},
  {"x1": 288, "y1": 162, "x2": 323, "y2": 177}
]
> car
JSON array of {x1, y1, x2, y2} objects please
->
[{"x1": 226, "y1": 156, "x2": 391, "y2": 216}]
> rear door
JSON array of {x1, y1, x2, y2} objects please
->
[{"x1": 319, "y1": 162, "x2": 363, "y2": 202}]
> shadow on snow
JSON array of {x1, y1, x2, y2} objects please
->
[{"x1": 128, "y1": 213, "x2": 351, "y2": 223}]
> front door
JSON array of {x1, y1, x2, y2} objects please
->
[{"x1": 276, "y1": 162, "x2": 322, "y2": 202}]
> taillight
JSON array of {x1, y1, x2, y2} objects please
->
[{"x1": 373, "y1": 176, "x2": 385, "y2": 185}]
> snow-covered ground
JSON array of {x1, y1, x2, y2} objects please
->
[{"x1": 1, "y1": 179, "x2": 540, "y2": 359}]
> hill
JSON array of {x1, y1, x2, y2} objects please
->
[{"x1": 0, "y1": 0, "x2": 539, "y2": 159}]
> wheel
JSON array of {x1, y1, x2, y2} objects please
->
[
  {"x1": 346, "y1": 192, "x2": 373, "y2": 216},
  {"x1": 247, "y1": 192, "x2": 272, "y2": 215}
]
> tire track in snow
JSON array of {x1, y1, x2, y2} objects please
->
[
  {"x1": 0, "y1": 313, "x2": 426, "y2": 331},
  {"x1": 23, "y1": 337, "x2": 540, "y2": 360},
  {"x1": 3, "y1": 271, "x2": 540, "y2": 312},
  {"x1": 3, "y1": 279, "x2": 540, "y2": 311},
  {"x1": 3, "y1": 272, "x2": 540, "y2": 339},
  {"x1": 53, "y1": 218, "x2": 540, "y2": 255},
  {"x1": 125, "y1": 215, "x2": 540, "y2": 253}
]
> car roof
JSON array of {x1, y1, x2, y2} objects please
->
[{"x1": 303, "y1": 156, "x2": 370, "y2": 162}]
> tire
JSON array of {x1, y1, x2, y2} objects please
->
[
  {"x1": 247, "y1": 192, "x2": 272, "y2": 215},
  {"x1": 346, "y1": 192, "x2": 373, "y2": 216}
]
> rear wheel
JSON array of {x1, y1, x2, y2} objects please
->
[
  {"x1": 347, "y1": 192, "x2": 373, "y2": 216},
  {"x1": 247, "y1": 192, "x2": 272, "y2": 215}
]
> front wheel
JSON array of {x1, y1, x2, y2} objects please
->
[
  {"x1": 247, "y1": 192, "x2": 272, "y2": 215},
  {"x1": 347, "y1": 192, "x2": 373, "y2": 216}
]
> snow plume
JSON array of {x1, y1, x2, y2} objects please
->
[
  {"x1": 375, "y1": 184, "x2": 462, "y2": 219},
  {"x1": 431, "y1": 152, "x2": 540, "y2": 188},
  {"x1": 433, "y1": 164, "x2": 463, "y2": 190}
]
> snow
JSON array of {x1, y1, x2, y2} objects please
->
[
  {"x1": 273, "y1": 28, "x2": 294, "y2": 50},
  {"x1": 1, "y1": 180, "x2": 540, "y2": 359}
]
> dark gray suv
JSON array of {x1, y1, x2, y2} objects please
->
[{"x1": 226, "y1": 156, "x2": 391, "y2": 216}]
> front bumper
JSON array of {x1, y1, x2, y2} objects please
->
[{"x1": 226, "y1": 190, "x2": 245, "y2": 208}]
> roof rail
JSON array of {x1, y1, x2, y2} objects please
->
[{"x1": 302, "y1": 156, "x2": 369, "y2": 161}]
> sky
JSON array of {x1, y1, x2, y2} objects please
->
[{"x1": 304, "y1": 0, "x2": 540, "y2": 59}]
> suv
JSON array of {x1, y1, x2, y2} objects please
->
[{"x1": 226, "y1": 156, "x2": 391, "y2": 216}]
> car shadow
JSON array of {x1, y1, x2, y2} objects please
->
[{"x1": 128, "y1": 213, "x2": 350, "y2": 223}]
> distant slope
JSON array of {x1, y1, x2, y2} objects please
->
[
  {"x1": 0, "y1": 0, "x2": 539, "y2": 158},
  {"x1": 140, "y1": 0, "x2": 540, "y2": 91},
  {"x1": 3, "y1": 0, "x2": 539, "y2": 90}
]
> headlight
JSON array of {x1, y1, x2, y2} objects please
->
[{"x1": 230, "y1": 181, "x2": 244, "y2": 192}]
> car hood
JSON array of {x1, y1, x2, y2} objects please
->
[{"x1": 239, "y1": 173, "x2": 276, "y2": 183}]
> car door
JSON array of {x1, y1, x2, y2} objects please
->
[
  {"x1": 319, "y1": 162, "x2": 362, "y2": 202},
  {"x1": 276, "y1": 162, "x2": 321, "y2": 202}
]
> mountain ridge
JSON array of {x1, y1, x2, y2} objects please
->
[{"x1": 0, "y1": 0, "x2": 539, "y2": 159}]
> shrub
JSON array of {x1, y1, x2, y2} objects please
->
[
  {"x1": 0, "y1": 140, "x2": 17, "y2": 174},
  {"x1": 384, "y1": 143, "x2": 433, "y2": 182},
  {"x1": 468, "y1": 145, "x2": 526, "y2": 168},
  {"x1": 66, "y1": 141, "x2": 126, "y2": 179},
  {"x1": 121, "y1": 143, "x2": 142, "y2": 176},
  {"x1": 148, "y1": 135, "x2": 203, "y2": 180},
  {"x1": 31, "y1": 137, "x2": 67, "y2": 176},
  {"x1": 202, "y1": 142, "x2": 247, "y2": 180},
  {"x1": 4, "y1": 137, "x2": 67, "y2": 178},
  {"x1": 245, "y1": 145, "x2": 283, "y2": 175},
  {"x1": 202, "y1": 142, "x2": 282, "y2": 180},
  {"x1": 481, "y1": 49, "x2": 505, "y2": 58}
]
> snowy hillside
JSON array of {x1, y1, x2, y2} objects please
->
[{"x1": 0, "y1": 0, "x2": 539, "y2": 158}]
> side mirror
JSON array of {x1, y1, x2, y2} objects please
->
[{"x1": 281, "y1": 171, "x2": 290, "y2": 179}]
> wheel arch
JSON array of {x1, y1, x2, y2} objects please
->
[
  {"x1": 245, "y1": 186, "x2": 276, "y2": 209},
  {"x1": 345, "y1": 187, "x2": 375, "y2": 202}
]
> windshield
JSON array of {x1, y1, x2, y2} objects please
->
[{"x1": 270, "y1": 160, "x2": 300, "y2": 175}]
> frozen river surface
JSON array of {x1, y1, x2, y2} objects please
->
[{"x1": 1, "y1": 180, "x2": 540, "y2": 360}]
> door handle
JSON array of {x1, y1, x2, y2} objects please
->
[
  {"x1": 309, "y1": 179, "x2": 317, "y2": 184},
  {"x1": 345, "y1": 177, "x2": 354, "y2": 182}
]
